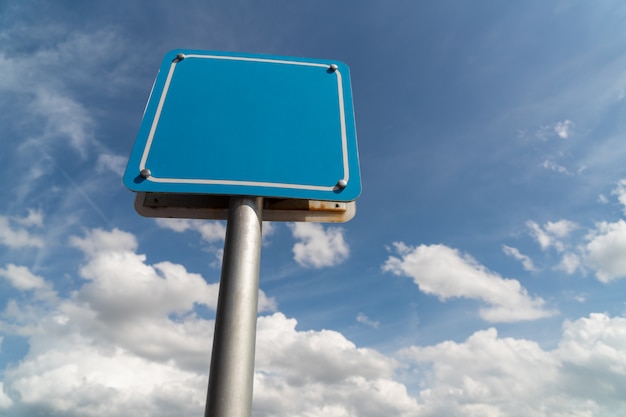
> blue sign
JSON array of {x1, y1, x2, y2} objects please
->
[{"x1": 124, "y1": 49, "x2": 361, "y2": 202}]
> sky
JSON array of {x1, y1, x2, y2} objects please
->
[{"x1": 1, "y1": 1, "x2": 626, "y2": 416}]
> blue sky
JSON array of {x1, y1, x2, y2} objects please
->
[{"x1": 2, "y1": 1, "x2": 626, "y2": 416}]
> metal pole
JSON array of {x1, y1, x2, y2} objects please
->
[{"x1": 205, "y1": 196, "x2": 263, "y2": 417}]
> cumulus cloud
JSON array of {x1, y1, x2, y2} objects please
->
[
  {"x1": 401, "y1": 328, "x2": 559, "y2": 416},
  {"x1": 254, "y1": 313, "x2": 419, "y2": 417},
  {"x1": 398, "y1": 313, "x2": 626, "y2": 416},
  {"x1": 68, "y1": 228, "x2": 276, "y2": 317},
  {"x1": 585, "y1": 220, "x2": 626, "y2": 282},
  {"x1": 69, "y1": 227, "x2": 138, "y2": 256},
  {"x1": 0, "y1": 229, "x2": 415, "y2": 416},
  {"x1": 383, "y1": 243, "x2": 555, "y2": 322},
  {"x1": 502, "y1": 245, "x2": 536, "y2": 271},
  {"x1": 289, "y1": 223, "x2": 349, "y2": 268},
  {"x1": 0, "y1": 228, "x2": 282, "y2": 416},
  {"x1": 555, "y1": 313, "x2": 626, "y2": 410},
  {"x1": 4, "y1": 228, "x2": 626, "y2": 416}
]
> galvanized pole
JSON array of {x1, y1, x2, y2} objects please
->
[{"x1": 205, "y1": 196, "x2": 263, "y2": 417}]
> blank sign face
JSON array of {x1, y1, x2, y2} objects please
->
[{"x1": 124, "y1": 50, "x2": 361, "y2": 202}]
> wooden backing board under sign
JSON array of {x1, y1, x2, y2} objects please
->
[{"x1": 134, "y1": 193, "x2": 356, "y2": 223}]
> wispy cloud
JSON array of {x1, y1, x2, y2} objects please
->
[
  {"x1": 534, "y1": 119, "x2": 574, "y2": 140},
  {"x1": 554, "y1": 119, "x2": 574, "y2": 139},
  {"x1": 542, "y1": 160, "x2": 570, "y2": 175},
  {"x1": 96, "y1": 154, "x2": 128, "y2": 176},
  {"x1": 0, "y1": 211, "x2": 44, "y2": 248},
  {"x1": 357, "y1": 313, "x2": 380, "y2": 329},
  {"x1": 502, "y1": 245, "x2": 536, "y2": 272},
  {"x1": 527, "y1": 220, "x2": 578, "y2": 252}
]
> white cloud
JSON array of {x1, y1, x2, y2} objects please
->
[
  {"x1": 155, "y1": 219, "x2": 227, "y2": 268},
  {"x1": 585, "y1": 220, "x2": 626, "y2": 282},
  {"x1": 28, "y1": 89, "x2": 94, "y2": 156},
  {"x1": 534, "y1": 124, "x2": 554, "y2": 140},
  {"x1": 5, "y1": 228, "x2": 626, "y2": 416},
  {"x1": 0, "y1": 29, "x2": 137, "y2": 214},
  {"x1": 401, "y1": 327, "x2": 560, "y2": 416},
  {"x1": 290, "y1": 223, "x2": 349, "y2": 268},
  {"x1": 527, "y1": 221, "x2": 553, "y2": 250},
  {"x1": 383, "y1": 243, "x2": 555, "y2": 322},
  {"x1": 254, "y1": 313, "x2": 419, "y2": 417},
  {"x1": 96, "y1": 154, "x2": 127, "y2": 176},
  {"x1": 527, "y1": 219, "x2": 578, "y2": 252},
  {"x1": 502, "y1": 245, "x2": 536, "y2": 271},
  {"x1": 0, "y1": 264, "x2": 47, "y2": 291},
  {"x1": 155, "y1": 219, "x2": 276, "y2": 246},
  {"x1": 68, "y1": 228, "x2": 276, "y2": 319},
  {"x1": 554, "y1": 119, "x2": 574, "y2": 139},
  {"x1": 5, "y1": 345, "x2": 207, "y2": 417},
  {"x1": 0, "y1": 30, "x2": 132, "y2": 162},
  {"x1": 357, "y1": 313, "x2": 380, "y2": 329},
  {"x1": 542, "y1": 161, "x2": 565, "y2": 173},
  {"x1": 0, "y1": 212, "x2": 44, "y2": 248},
  {"x1": 534, "y1": 120, "x2": 574, "y2": 141},
  {"x1": 545, "y1": 220, "x2": 579, "y2": 238},
  {"x1": 542, "y1": 159, "x2": 570, "y2": 175},
  {"x1": 0, "y1": 227, "x2": 283, "y2": 416},
  {"x1": 398, "y1": 313, "x2": 626, "y2": 416},
  {"x1": 69, "y1": 227, "x2": 137, "y2": 256},
  {"x1": 155, "y1": 218, "x2": 227, "y2": 243},
  {"x1": 611, "y1": 179, "x2": 626, "y2": 215},
  {"x1": 555, "y1": 313, "x2": 626, "y2": 410},
  {"x1": 15, "y1": 209, "x2": 43, "y2": 228},
  {"x1": 557, "y1": 252, "x2": 581, "y2": 275},
  {"x1": 0, "y1": 228, "x2": 415, "y2": 416},
  {"x1": 0, "y1": 383, "x2": 12, "y2": 409},
  {"x1": 261, "y1": 221, "x2": 277, "y2": 245}
]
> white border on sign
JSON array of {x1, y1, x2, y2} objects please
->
[{"x1": 138, "y1": 53, "x2": 350, "y2": 192}]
